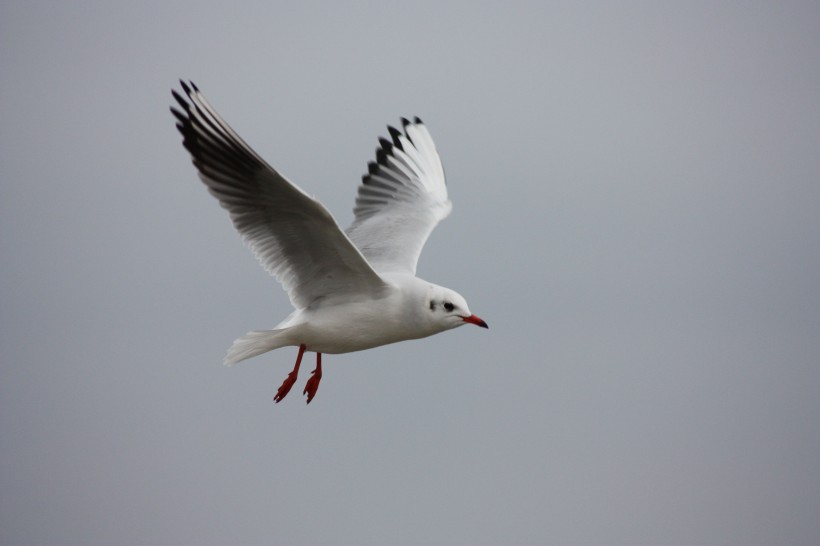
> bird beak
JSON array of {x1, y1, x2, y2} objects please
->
[{"x1": 461, "y1": 314, "x2": 489, "y2": 329}]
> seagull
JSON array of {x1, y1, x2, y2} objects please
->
[{"x1": 171, "y1": 81, "x2": 488, "y2": 404}]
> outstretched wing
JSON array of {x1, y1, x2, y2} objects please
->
[
  {"x1": 171, "y1": 81, "x2": 387, "y2": 310},
  {"x1": 345, "y1": 118, "x2": 452, "y2": 275}
]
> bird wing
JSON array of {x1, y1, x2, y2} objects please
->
[
  {"x1": 345, "y1": 118, "x2": 452, "y2": 275},
  {"x1": 171, "y1": 81, "x2": 388, "y2": 310}
]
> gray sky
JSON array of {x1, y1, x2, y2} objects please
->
[{"x1": 2, "y1": 1, "x2": 819, "y2": 544}]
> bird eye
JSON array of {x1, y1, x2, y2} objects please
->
[
  {"x1": 429, "y1": 301, "x2": 435, "y2": 311},
  {"x1": 443, "y1": 302, "x2": 454, "y2": 312}
]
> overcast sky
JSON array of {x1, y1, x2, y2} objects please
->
[{"x1": 2, "y1": 1, "x2": 819, "y2": 545}]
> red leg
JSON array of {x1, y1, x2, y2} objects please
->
[
  {"x1": 303, "y1": 352, "x2": 322, "y2": 404},
  {"x1": 274, "y1": 344, "x2": 306, "y2": 403}
]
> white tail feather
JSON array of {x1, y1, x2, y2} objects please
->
[{"x1": 224, "y1": 329, "x2": 291, "y2": 366}]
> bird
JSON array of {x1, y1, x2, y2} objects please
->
[{"x1": 170, "y1": 80, "x2": 488, "y2": 404}]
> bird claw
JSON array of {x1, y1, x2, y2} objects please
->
[
  {"x1": 303, "y1": 367, "x2": 322, "y2": 404},
  {"x1": 274, "y1": 371, "x2": 298, "y2": 403}
]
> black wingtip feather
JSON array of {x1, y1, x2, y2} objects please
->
[
  {"x1": 414, "y1": 116, "x2": 423, "y2": 125},
  {"x1": 180, "y1": 80, "x2": 192, "y2": 95},
  {"x1": 387, "y1": 125, "x2": 403, "y2": 149},
  {"x1": 375, "y1": 148, "x2": 388, "y2": 165},
  {"x1": 378, "y1": 137, "x2": 394, "y2": 152},
  {"x1": 171, "y1": 90, "x2": 190, "y2": 111},
  {"x1": 170, "y1": 107, "x2": 188, "y2": 124}
]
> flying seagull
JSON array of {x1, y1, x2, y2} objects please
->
[{"x1": 171, "y1": 81, "x2": 487, "y2": 404}]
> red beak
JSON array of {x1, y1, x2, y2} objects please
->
[{"x1": 461, "y1": 314, "x2": 489, "y2": 329}]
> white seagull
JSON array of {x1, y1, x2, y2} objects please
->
[{"x1": 171, "y1": 81, "x2": 488, "y2": 403}]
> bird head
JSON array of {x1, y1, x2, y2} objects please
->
[{"x1": 425, "y1": 285, "x2": 488, "y2": 332}]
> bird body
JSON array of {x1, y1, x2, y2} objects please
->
[
  {"x1": 229, "y1": 274, "x2": 474, "y2": 360},
  {"x1": 171, "y1": 81, "x2": 487, "y2": 403}
]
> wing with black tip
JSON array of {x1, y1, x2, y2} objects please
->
[
  {"x1": 171, "y1": 81, "x2": 387, "y2": 310},
  {"x1": 346, "y1": 118, "x2": 452, "y2": 275}
]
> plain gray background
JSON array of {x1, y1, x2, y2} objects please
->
[{"x1": 2, "y1": 1, "x2": 819, "y2": 544}]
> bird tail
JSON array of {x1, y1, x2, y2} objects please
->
[{"x1": 224, "y1": 329, "x2": 292, "y2": 366}]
